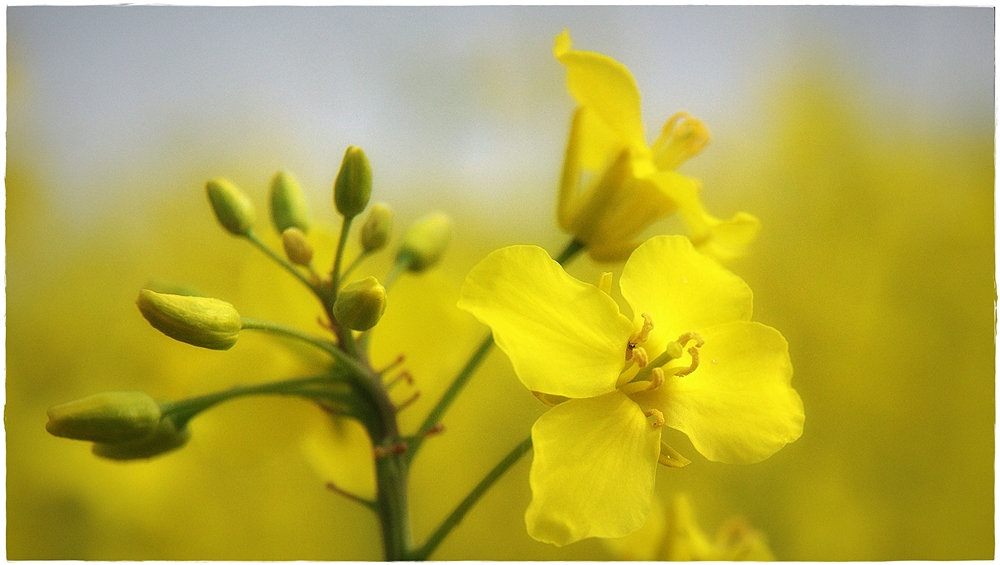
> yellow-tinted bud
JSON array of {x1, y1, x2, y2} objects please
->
[
  {"x1": 137, "y1": 289, "x2": 241, "y2": 350},
  {"x1": 397, "y1": 212, "x2": 452, "y2": 272},
  {"x1": 93, "y1": 417, "x2": 191, "y2": 461},
  {"x1": 46, "y1": 392, "x2": 161, "y2": 443},
  {"x1": 360, "y1": 203, "x2": 392, "y2": 253},
  {"x1": 333, "y1": 276, "x2": 387, "y2": 331},
  {"x1": 206, "y1": 177, "x2": 255, "y2": 236},
  {"x1": 269, "y1": 171, "x2": 312, "y2": 233},
  {"x1": 282, "y1": 227, "x2": 314, "y2": 266},
  {"x1": 334, "y1": 146, "x2": 372, "y2": 218}
]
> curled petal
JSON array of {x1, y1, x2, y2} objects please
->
[
  {"x1": 554, "y1": 30, "x2": 645, "y2": 150},
  {"x1": 527, "y1": 392, "x2": 661, "y2": 546},
  {"x1": 647, "y1": 172, "x2": 760, "y2": 261},
  {"x1": 637, "y1": 321, "x2": 804, "y2": 464},
  {"x1": 458, "y1": 245, "x2": 633, "y2": 398}
]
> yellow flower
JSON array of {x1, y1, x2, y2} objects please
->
[
  {"x1": 605, "y1": 494, "x2": 776, "y2": 561},
  {"x1": 458, "y1": 235, "x2": 803, "y2": 546},
  {"x1": 554, "y1": 30, "x2": 759, "y2": 262}
]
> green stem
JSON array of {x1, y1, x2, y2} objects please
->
[
  {"x1": 555, "y1": 238, "x2": 586, "y2": 264},
  {"x1": 159, "y1": 375, "x2": 350, "y2": 428},
  {"x1": 382, "y1": 256, "x2": 410, "y2": 292},
  {"x1": 341, "y1": 250, "x2": 370, "y2": 280},
  {"x1": 331, "y1": 216, "x2": 354, "y2": 294},
  {"x1": 245, "y1": 230, "x2": 321, "y2": 298},
  {"x1": 240, "y1": 317, "x2": 366, "y2": 376},
  {"x1": 410, "y1": 436, "x2": 533, "y2": 560},
  {"x1": 407, "y1": 238, "x2": 585, "y2": 460}
]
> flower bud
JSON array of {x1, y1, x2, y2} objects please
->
[
  {"x1": 269, "y1": 171, "x2": 312, "y2": 233},
  {"x1": 397, "y1": 212, "x2": 452, "y2": 272},
  {"x1": 334, "y1": 146, "x2": 372, "y2": 219},
  {"x1": 46, "y1": 392, "x2": 161, "y2": 443},
  {"x1": 92, "y1": 417, "x2": 191, "y2": 461},
  {"x1": 360, "y1": 203, "x2": 392, "y2": 253},
  {"x1": 137, "y1": 289, "x2": 241, "y2": 350},
  {"x1": 282, "y1": 227, "x2": 314, "y2": 266},
  {"x1": 333, "y1": 276, "x2": 387, "y2": 331},
  {"x1": 206, "y1": 177, "x2": 255, "y2": 236}
]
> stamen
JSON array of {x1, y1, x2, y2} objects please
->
[
  {"x1": 597, "y1": 272, "x2": 613, "y2": 295},
  {"x1": 676, "y1": 331, "x2": 705, "y2": 348},
  {"x1": 626, "y1": 313, "x2": 655, "y2": 360},
  {"x1": 644, "y1": 408, "x2": 665, "y2": 428},
  {"x1": 651, "y1": 112, "x2": 711, "y2": 171},
  {"x1": 674, "y1": 347, "x2": 701, "y2": 377},
  {"x1": 658, "y1": 441, "x2": 692, "y2": 468},
  {"x1": 630, "y1": 346, "x2": 649, "y2": 368},
  {"x1": 644, "y1": 367, "x2": 664, "y2": 392}
]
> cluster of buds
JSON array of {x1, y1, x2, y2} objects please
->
[
  {"x1": 46, "y1": 144, "x2": 454, "y2": 461},
  {"x1": 45, "y1": 392, "x2": 189, "y2": 460}
]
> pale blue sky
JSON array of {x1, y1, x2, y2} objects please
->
[{"x1": 8, "y1": 6, "x2": 994, "y2": 229}]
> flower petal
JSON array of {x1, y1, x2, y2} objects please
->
[
  {"x1": 637, "y1": 321, "x2": 804, "y2": 464},
  {"x1": 526, "y1": 391, "x2": 661, "y2": 546},
  {"x1": 458, "y1": 245, "x2": 633, "y2": 398},
  {"x1": 620, "y1": 235, "x2": 753, "y2": 346},
  {"x1": 554, "y1": 30, "x2": 645, "y2": 150},
  {"x1": 646, "y1": 171, "x2": 760, "y2": 261}
]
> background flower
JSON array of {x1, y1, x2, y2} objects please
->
[{"x1": 8, "y1": 6, "x2": 993, "y2": 560}]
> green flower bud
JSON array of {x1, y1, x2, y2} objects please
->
[
  {"x1": 334, "y1": 146, "x2": 372, "y2": 219},
  {"x1": 282, "y1": 227, "x2": 314, "y2": 266},
  {"x1": 137, "y1": 289, "x2": 241, "y2": 350},
  {"x1": 360, "y1": 203, "x2": 393, "y2": 253},
  {"x1": 397, "y1": 212, "x2": 453, "y2": 272},
  {"x1": 333, "y1": 276, "x2": 387, "y2": 331},
  {"x1": 269, "y1": 171, "x2": 312, "y2": 233},
  {"x1": 92, "y1": 417, "x2": 191, "y2": 461},
  {"x1": 206, "y1": 177, "x2": 255, "y2": 236},
  {"x1": 46, "y1": 392, "x2": 161, "y2": 443}
]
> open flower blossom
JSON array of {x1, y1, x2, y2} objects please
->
[
  {"x1": 458, "y1": 235, "x2": 803, "y2": 546},
  {"x1": 554, "y1": 30, "x2": 760, "y2": 262}
]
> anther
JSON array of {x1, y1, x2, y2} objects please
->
[
  {"x1": 597, "y1": 272, "x2": 613, "y2": 295},
  {"x1": 373, "y1": 441, "x2": 408, "y2": 459},
  {"x1": 658, "y1": 442, "x2": 691, "y2": 468},
  {"x1": 645, "y1": 367, "x2": 664, "y2": 392},
  {"x1": 644, "y1": 408, "x2": 665, "y2": 428},
  {"x1": 674, "y1": 347, "x2": 701, "y2": 377},
  {"x1": 630, "y1": 346, "x2": 649, "y2": 368},
  {"x1": 652, "y1": 112, "x2": 711, "y2": 171},
  {"x1": 627, "y1": 313, "x2": 655, "y2": 359},
  {"x1": 676, "y1": 331, "x2": 705, "y2": 349}
]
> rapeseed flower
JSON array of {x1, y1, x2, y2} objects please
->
[
  {"x1": 554, "y1": 30, "x2": 759, "y2": 262},
  {"x1": 458, "y1": 235, "x2": 803, "y2": 546}
]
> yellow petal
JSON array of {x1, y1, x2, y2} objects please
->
[
  {"x1": 638, "y1": 321, "x2": 804, "y2": 464},
  {"x1": 620, "y1": 235, "x2": 752, "y2": 347},
  {"x1": 554, "y1": 30, "x2": 645, "y2": 149},
  {"x1": 458, "y1": 245, "x2": 633, "y2": 398},
  {"x1": 646, "y1": 172, "x2": 760, "y2": 260},
  {"x1": 526, "y1": 392, "x2": 661, "y2": 546}
]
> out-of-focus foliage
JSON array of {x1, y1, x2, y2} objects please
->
[{"x1": 7, "y1": 46, "x2": 993, "y2": 565}]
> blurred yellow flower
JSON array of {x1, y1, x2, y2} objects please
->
[
  {"x1": 554, "y1": 30, "x2": 759, "y2": 262},
  {"x1": 605, "y1": 494, "x2": 775, "y2": 561},
  {"x1": 458, "y1": 235, "x2": 803, "y2": 546}
]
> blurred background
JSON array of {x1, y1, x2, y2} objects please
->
[{"x1": 7, "y1": 6, "x2": 994, "y2": 560}]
